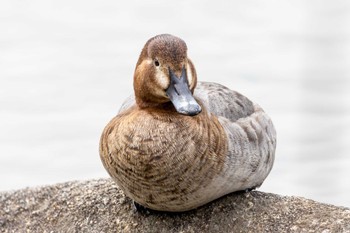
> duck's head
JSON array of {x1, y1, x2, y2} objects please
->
[{"x1": 133, "y1": 34, "x2": 201, "y2": 116}]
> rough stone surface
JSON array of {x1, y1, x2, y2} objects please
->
[{"x1": 1, "y1": 178, "x2": 349, "y2": 233}]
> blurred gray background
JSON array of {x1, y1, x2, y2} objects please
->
[{"x1": 1, "y1": 0, "x2": 349, "y2": 207}]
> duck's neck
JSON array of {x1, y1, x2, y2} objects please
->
[
  {"x1": 136, "y1": 100, "x2": 179, "y2": 115},
  {"x1": 135, "y1": 96, "x2": 170, "y2": 108}
]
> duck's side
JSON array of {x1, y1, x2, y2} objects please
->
[
  {"x1": 195, "y1": 82, "x2": 276, "y2": 194},
  {"x1": 100, "y1": 82, "x2": 276, "y2": 212}
]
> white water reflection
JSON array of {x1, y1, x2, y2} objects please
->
[{"x1": 0, "y1": 0, "x2": 349, "y2": 207}]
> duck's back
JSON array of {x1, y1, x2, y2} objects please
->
[{"x1": 194, "y1": 82, "x2": 255, "y2": 121}]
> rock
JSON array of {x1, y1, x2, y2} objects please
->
[{"x1": 1, "y1": 178, "x2": 349, "y2": 232}]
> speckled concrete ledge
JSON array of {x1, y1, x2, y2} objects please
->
[{"x1": 1, "y1": 178, "x2": 349, "y2": 233}]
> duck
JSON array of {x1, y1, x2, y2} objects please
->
[{"x1": 99, "y1": 34, "x2": 276, "y2": 212}]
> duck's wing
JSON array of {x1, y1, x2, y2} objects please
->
[
  {"x1": 118, "y1": 95, "x2": 136, "y2": 113},
  {"x1": 195, "y1": 81, "x2": 276, "y2": 190}
]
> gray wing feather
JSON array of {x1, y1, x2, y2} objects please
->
[
  {"x1": 194, "y1": 82, "x2": 276, "y2": 190},
  {"x1": 118, "y1": 95, "x2": 136, "y2": 113},
  {"x1": 194, "y1": 82, "x2": 255, "y2": 122}
]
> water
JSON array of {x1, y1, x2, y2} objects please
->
[{"x1": 1, "y1": 0, "x2": 349, "y2": 207}]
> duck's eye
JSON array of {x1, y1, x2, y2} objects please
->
[{"x1": 154, "y1": 59, "x2": 160, "y2": 67}]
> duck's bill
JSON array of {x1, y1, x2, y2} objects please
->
[{"x1": 166, "y1": 67, "x2": 202, "y2": 116}]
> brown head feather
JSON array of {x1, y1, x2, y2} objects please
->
[{"x1": 133, "y1": 34, "x2": 197, "y2": 109}]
